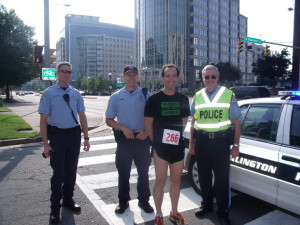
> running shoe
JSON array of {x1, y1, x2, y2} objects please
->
[
  {"x1": 169, "y1": 212, "x2": 187, "y2": 225},
  {"x1": 154, "y1": 215, "x2": 163, "y2": 225}
]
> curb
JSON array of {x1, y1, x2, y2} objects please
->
[{"x1": 0, "y1": 122, "x2": 110, "y2": 147}]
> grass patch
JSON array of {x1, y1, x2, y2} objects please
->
[
  {"x1": 0, "y1": 114, "x2": 38, "y2": 140},
  {"x1": 0, "y1": 107, "x2": 11, "y2": 112}
]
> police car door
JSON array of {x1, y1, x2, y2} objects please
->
[
  {"x1": 231, "y1": 103, "x2": 281, "y2": 206},
  {"x1": 277, "y1": 103, "x2": 300, "y2": 215}
]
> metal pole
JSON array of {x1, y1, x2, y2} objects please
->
[
  {"x1": 44, "y1": 0, "x2": 50, "y2": 68},
  {"x1": 291, "y1": 0, "x2": 300, "y2": 90}
]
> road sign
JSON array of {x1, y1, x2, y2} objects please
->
[
  {"x1": 116, "y1": 82, "x2": 125, "y2": 88},
  {"x1": 244, "y1": 36, "x2": 263, "y2": 44},
  {"x1": 42, "y1": 68, "x2": 56, "y2": 80}
]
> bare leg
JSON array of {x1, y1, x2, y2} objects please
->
[
  {"x1": 153, "y1": 151, "x2": 168, "y2": 215},
  {"x1": 169, "y1": 159, "x2": 184, "y2": 214}
]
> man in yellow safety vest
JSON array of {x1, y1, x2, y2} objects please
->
[{"x1": 189, "y1": 65, "x2": 241, "y2": 225}]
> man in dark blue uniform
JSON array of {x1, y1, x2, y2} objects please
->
[
  {"x1": 105, "y1": 65, "x2": 153, "y2": 214},
  {"x1": 39, "y1": 62, "x2": 90, "y2": 224}
]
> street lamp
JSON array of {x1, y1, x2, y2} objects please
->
[
  {"x1": 108, "y1": 73, "x2": 112, "y2": 95},
  {"x1": 142, "y1": 67, "x2": 148, "y2": 89},
  {"x1": 44, "y1": 1, "x2": 71, "y2": 68},
  {"x1": 288, "y1": 2, "x2": 300, "y2": 89}
]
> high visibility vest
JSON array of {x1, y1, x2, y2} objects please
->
[{"x1": 194, "y1": 86, "x2": 233, "y2": 132}]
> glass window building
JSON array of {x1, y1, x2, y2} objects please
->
[{"x1": 57, "y1": 14, "x2": 135, "y2": 80}]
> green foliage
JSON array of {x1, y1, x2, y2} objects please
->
[
  {"x1": 0, "y1": 107, "x2": 11, "y2": 111},
  {"x1": 74, "y1": 76, "x2": 110, "y2": 92},
  {"x1": 252, "y1": 48, "x2": 292, "y2": 86},
  {"x1": 0, "y1": 114, "x2": 37, "y2": 140},
  {"x1": 215, "y1": 62, "x2": 241, "y2": 83},
  {"x1": 0, "y1": 5, "x2": 38, "y2": 99}
]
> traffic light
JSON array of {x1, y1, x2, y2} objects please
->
[
  {"x1": 237, "y1": 39, "x2": 243, "y2": 53},
  {"x1": 32, "y1": 45, "x2": 44, "y2": 65},
  {"x1": 264, "y1": 45, "x2": 270, "y2": 56}
]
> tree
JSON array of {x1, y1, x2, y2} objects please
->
[
  {"x1": 0, "y1": 5, "x2": 38, "y2": 101},
  {"x1": 214, "y1": 62, "x2": 241, "y2": 84},
  {"x1": 252, "y1": 48, "x2": 292, "y2": 87}
]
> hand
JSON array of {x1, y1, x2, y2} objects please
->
[
  {"x1": 83, "y1": 139, "x2": 90, "y2": 151},
  {"x1": 122, "y1": 127, "x2": 134, "y2": 139},
  {"x1": 189, "y1": 142, "x2": 195, "y2": 155},
  {"x1": 230, "y1": 146, "x2": 239, "y2": 158},
  {"x1": 135, "y1": 130, "x2": 148, "y2": 140},
  {"x1": 43, "y1": 144, "x2": 53, "y2": 158}
]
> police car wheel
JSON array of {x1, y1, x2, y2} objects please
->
[
  {"x1": 188, "y1": 157, "x2": 201, "y2": 195},
  {"x1": 188, "y1": 157, "x2": 215, "y2": 196}
]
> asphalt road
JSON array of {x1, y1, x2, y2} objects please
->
[{"x1": 1, "y1": 93, "x2": 299, "y2": 225}]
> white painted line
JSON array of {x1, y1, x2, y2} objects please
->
[
  {"x1": 80, "y1": 165, "x2": 156, "y2": 189},
  {"x1": 245, "y1": 210, "x2": 300, "y2": 225},
  {"x1": 76, "y1": 174, "x2": 115, "y2": 225},
  {"x1": 100, "y1": 187, "x2": 203, "y2": 224},
  {"x1": 78, "y1": 154, "x2": 115, "y2": 167},
  {"x1": 81, "y1": 135, "x2": 114, "y2": 143},
  {"x1": 80, "y1": 143, "x2": 117, "y2": 152}
]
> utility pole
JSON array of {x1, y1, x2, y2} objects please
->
[
  {"x1": 291, "y1": 0, "x2": 300, "y2": 90},
  {"x1": 44, "y1": 0, "x2": 50, "y2": 68}
]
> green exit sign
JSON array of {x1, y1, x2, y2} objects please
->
[
  {"x1": 244, "y1": 36, "x2": 263, "y2": 44},
  {"x1": 116, "y1": 82, "x2": 125, "y2": 88},
  {"x1": 42, "y1": 68, "x2": 56, "y2": 80}
]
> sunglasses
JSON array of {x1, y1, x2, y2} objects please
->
[
  {"x1": 59, "y1": 70, "x2": 72, "y2": 74},
  {"x1": 203, "y1": 75, "x2": 217, "y2": 80}
]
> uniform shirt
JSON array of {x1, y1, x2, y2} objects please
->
[
  {"x1": 190, "y1": 85, "x2": 242, "y2": 120},
  {"x1": 38, "y1": 83, "x2": 85, "y2": 128},
  {"x1": 105, "y1": 86, "x2": 150, "y2": 131}
]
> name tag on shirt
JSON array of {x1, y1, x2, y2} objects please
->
[{"x1": 162, "y1": 129, "x2": 180, "y2": 145}]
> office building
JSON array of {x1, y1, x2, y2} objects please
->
[
  {"x1": 136, "y1": 0, "x2": 258, "y2": 91},
  {"x1": 57, "y1": 14, "x2": 135, "y2": 81}
]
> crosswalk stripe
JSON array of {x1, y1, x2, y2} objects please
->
[
  {"x1": 100, "y1": 187, "x2": 202, "y2": 224},
  {"x1": 79, "y1": 165, "x2": 156, "y2": 190},
  {"x1": 78, "y1": 154, "x2": 115, "y2": 167},
  {"x1": 80, "y1": 143, "x2": 117, "y2": 152},
  {"x1": 81, "y1": 135, "x2": 114, "y2": 143}
]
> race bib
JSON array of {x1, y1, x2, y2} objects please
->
[{"x1": 162, "y1": 129, "x2": 180, "y2": 145}]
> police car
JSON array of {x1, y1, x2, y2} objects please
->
[{"x1": 183, "y1": 91, "x2": 300, "y2": 215}]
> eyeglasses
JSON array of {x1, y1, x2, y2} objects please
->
[
  {"x1": 203, "y1": 75, "x2": 217, "y2": 80},
  {"x1": 59, "y1": 70, "x2": 72, "y2": 74}
]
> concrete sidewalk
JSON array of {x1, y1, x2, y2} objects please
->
[{"x1": 1, "y1": 100, "x2": 108, "y2": 146}]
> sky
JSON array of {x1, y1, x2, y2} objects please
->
[{"x1": 0, "y1": 0, "x2": 295, "y2": 54}]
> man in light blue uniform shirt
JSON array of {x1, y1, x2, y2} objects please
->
[
  {"x1": 39, "y1": 62, "x2": 90, "y2": 224},
  {"x1": 105, "y1": 65, "x2": 154, "y2": 214}
]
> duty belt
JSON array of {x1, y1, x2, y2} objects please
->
[
  {"x1": 48, "y1": 125, "x2": 81, "y2": 134},
  {"x1": 195, "y1": 129, "x2": 230, "y2": 139}
]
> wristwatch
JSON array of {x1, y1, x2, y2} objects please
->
[
  {"x1": 233, "y1": 144, "x2": 240, "y2": 147},
  {"x1": 84, "y1": 137, "x2": 89, "y2": 140}
]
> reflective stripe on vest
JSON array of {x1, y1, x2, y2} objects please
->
[{"x1": 194, "y1": 86, "x2": 233, "y2": 132}]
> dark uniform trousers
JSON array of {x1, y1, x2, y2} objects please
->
[
  {"x1": 49, "y1": 127, "x2": 81, "y2": 212},
  {"x1": 194, "y1": 129, "x2": 231, "y2": 215},
  {"x1": 115, "y1": 137, "x2": 151, "y2": 204}
]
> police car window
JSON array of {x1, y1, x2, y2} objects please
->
[
  {"x1": 290, "y1": 105, "x2": 300, "y2": 148},
  {"x1": 239, "y1": 105, "x2": 249, "y2": 123},
  {"x1": 241, "y1": 104, "x2": 281, "y2": 141}
]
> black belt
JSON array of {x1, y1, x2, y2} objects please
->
[
  {"x1": 195, "y1": 129, "x2": 230, "y2": 140},
  {"x1": 48, "y1": 125, "x2": 80, "y2": 134}
]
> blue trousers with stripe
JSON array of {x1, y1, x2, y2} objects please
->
[
  {"x1": 115, "y1": 137, "x2": 151, "y2": 204},
  {"x1": 49, "y1": 128, "x2": 81, "y2": 212},
  {"x1": 195, "y1": 132, "x2": 231, "y2": 215}
]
